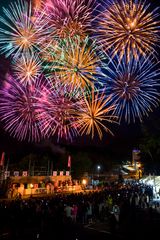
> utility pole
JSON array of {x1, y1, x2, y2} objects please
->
[{"x1": 47, "y1": 159, "x2": 50, "y2": 176}]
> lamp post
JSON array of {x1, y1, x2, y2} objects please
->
[
  {"x1": 30, "y1": 183, "x2": 34, "y2": 197},
  {"x1": 96, "y1": 165, "x2": 101, "y2": 190},
  {"x1": 97, "y1": 165, "x2": 101, "y2": 178}
]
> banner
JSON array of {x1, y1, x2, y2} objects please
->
[
  {"x1": 53, "y1": 171, "x2": 57, "y2": 176},
  {"x1": 66, "y1": 171, "x2": 70, "y2": 176},
  {"x1": 22, "y1": 171, "x2": 28, "y2": 177},
  {"x1": 0, "y1": 152, "x2": 5, "y2": 166},
  {"x1": 59, "y1": 171, "x2": 63, "y2": 176},
  {"x1": 68, "y1": 155, "x2": 71, "y2": 168},
  {"x1": 13, "y1": 171, "x2": 19, "y2": 177}
]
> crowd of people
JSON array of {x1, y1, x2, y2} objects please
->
[{"x1": 0, "y1": 180, "x2": 160, "y2": 240}]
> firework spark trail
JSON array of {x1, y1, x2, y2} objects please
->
[
  {"x1": 102, "y1": 55, "x2": 160, "y2": 123},
  {"x1": 95, "y1": 0, "x2": 160, "y2": 61}
]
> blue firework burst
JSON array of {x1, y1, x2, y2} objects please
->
[{"x1": 102, "y1": 55, "x2": 160, "y2": 123}]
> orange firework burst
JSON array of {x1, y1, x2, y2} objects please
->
[
  {"x1": 96, "y1": 0, "x2": 160, "y2": 61},
  {"x1": 12, "y1": 53, "x2": 42, "y2": 85},
  {"x1": 74, "y1": 90, "x2": 118, "y2": 140},
  {"x1": 51, "y1": 37, "x2": 101, "y2": 89}
]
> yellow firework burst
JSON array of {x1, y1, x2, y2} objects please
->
[
  {"x1": 74, "y1": 90, "x2": 118, "y2": 140},
  {"x1": 52, "y1": 37, "x2": 101, "y2": 89},
  {"x1": 12, "y1": 53, "x2": 42, "y2": 85},
  {"x1": 96, "y1": 0, "x2": 160, "y2": 61}
]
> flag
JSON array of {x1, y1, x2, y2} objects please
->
[
  {"x1": 68, "y1": 155, "x2": 71, "y2": 168},
  {"x1": 0, "y1": 152, "x2": 5, "y2": 166}
]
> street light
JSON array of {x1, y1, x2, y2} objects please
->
[
  {"x1": 97, "y1": 165, "x2": 101, "y2": 178},
  {"x1": 82, "y1": 179, "x2": 87, "y2": 185}
]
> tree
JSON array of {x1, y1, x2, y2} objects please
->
[
  {"x1": 139, "y1": 114, "x2": 160, "y2": 174},
  {"x1": 71, "y1": 152, "x2": 92, "y2": 178}
]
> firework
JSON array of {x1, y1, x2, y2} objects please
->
[
  {"x1": 102, "y1": 55, "x2": 160, "y2": 123},
  {"x1": 0, "y1": 75, "x2": 46, "y2": 142},
  {"x1": 0, "y1": 0, "x2": 160, "y2": 145},
  {"x1": 40, "y1": 39, "x2": 62, "y2": 68},
  {"x1": 37, "y1": 77, "x2": 81, "y2": 142},
  {"x1": 96, "y1": 0, "x2": 160, "y2": 61},
  {"x1": 50, "y1": 37, "x2": 102, "y2": 90},
  {"x1": 45, "y1": 0, "x2": 97, "y2": 39},
  {"x1": 32, "y1": 0, "x2": 43, "y2": 10},
  {"x1": 74, "y1": 90, "x2": 117, "y2": 140},
  {"x1": 12, "y1": 53, "x2": 43, "y2": 85},
  {"x1": 0, "y1": 0, "x2": 50, "y2": 58}
]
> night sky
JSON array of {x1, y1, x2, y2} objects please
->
[{"x1": 0, "y1": 0, "x2": 159, "y2": 164}]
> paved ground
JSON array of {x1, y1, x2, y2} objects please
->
[
  {"x1": 83, "y1": 222, "x2": 126, "y2": 240},
  {"x1": 82, "y1": 207, "x2": 160, "y2": 240},
  {"x1": 1, "y1": 199, "x2": 160, "y2": 240},
  {"x1": 1, "y1": 213, "x2": 160, "y2": 240},
  {"x1": 0, "y1": 225, "x2": 123, "y2": 240}
]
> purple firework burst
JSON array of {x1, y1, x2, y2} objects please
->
[
  {"x1": 0, "y1": 75, "x2": 47, "y2": 142},
  {"x1": 37, "y1": 77, "x2": 82, "y2": 142}
]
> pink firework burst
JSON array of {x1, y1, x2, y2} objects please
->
[
  {"x1": 44, "y1": 0, "x2": 97, "y2": 39},
  {"x1": 37, "y1": 77, "x2": 82, "y2": 142}
]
